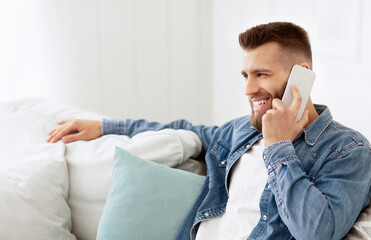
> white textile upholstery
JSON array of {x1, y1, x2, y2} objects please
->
[{"x1": 0, "y1": 98, "x2": 205, "y2": 240}]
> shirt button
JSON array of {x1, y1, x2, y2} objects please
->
[
  {"x1": 221, "y1": 161, "x2": 226, "y2": 165},
  {"x1": 267, "y1": 165, "x2": 272, "y2": 170},
  {"x1": 262, "y1": 215, "x2": 267, "y2": 221},
  {"x1": 246, "y1": 144, "x2": 250, "y2": 149},
  {"x1": 267, "y1": 184, "x2": 271, "y2": 189},
  {"x1": 263, "y1": 154, "x2": 267, "y2": 160},
  {"x1": 204, "y1": 213, "x2": 209, "y2": 217}
]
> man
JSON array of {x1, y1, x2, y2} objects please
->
[{"x1": 47, "y1": 22, "x2": 371, "y2": 240}]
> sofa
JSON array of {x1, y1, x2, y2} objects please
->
[{"x1": 0, "y1": 98, "x2": 369, "y2": 240}]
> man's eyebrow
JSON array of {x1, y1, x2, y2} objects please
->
[
  {"x1": 241, "y1": 68, "x2": 272, "y2": 75},
  {"x1": 251, "y1": 68, "x2": 272, "y2": 73}
]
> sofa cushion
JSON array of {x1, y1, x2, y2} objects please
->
[
  {"x1": 0, "y1": 102, "x2": 76, "y2": 240},
  {"x1": 96, "y1": 147, "x2": 206, "y2": 240},
  {"x1": 343, "y1": 203, "x2": 371, "y2": 239}
]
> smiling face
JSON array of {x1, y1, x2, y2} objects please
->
[{"x1": 241, "y1": 42, "x2": 292, "y2": 132}]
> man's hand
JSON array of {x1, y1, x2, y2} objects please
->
[
  {"x1": 262, "y1": 85, "x2": 309, "y2": 147},
  {"x1": 46, "y1": 119, "x2": 102, "y2": 143}
]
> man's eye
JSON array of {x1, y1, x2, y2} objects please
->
[
  {"x1": 242, "y1": 74, "x2": 248, "y2": 79},
  {"x1": 257, "y1": 73, "x2": 266, "y2": 77}
]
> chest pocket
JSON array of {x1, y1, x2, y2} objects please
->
[{"x1": 211, "y1": 140, "x2": 231, "y2": 168}]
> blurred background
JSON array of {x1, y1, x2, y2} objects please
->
[{"x1": 1, "y1": 0, "x2": 370, "y2": 140}]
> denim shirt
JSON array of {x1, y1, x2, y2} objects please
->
[{"x1": 102, "y1": 105, "x2": 371, "y2": 240}]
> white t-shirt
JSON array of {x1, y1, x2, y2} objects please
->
[{"x1": 195, "y1": 140, "x2": 267, "y2": 240}]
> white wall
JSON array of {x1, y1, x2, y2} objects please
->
[
  {"x1": 0, "y1": 0, "x2": 212, "y2": 124},
  {"x1": 1, "y1": 0, "x2": 370, "y2": 140},
  {"x1": 212, "y1": 0, "x2": 371, "y2": 140}
]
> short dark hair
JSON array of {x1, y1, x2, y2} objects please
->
[{"x1": 239, "y1": 22, "x2": 312, "y2": 68}]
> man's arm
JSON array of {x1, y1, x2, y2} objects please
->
[
  {"x1": 261, "y1": 85, "x2": 371, "y2": 239},
  {"x1": 103, "y1": 118, "x2": 219, "y2": 151},
  {"x1": 264, "y1": 140, "x2": 371, "y2": 240},
  {"x1": 47, "y1": 118, "x2": 219, "y2": 150}
]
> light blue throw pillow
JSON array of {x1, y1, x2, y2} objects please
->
[{"x1": 97, "y1": 147, "x2": 206, "y2": 240}]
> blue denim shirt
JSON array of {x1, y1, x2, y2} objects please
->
[{"x1": 102, "y1": 105, "x2": 371, "y2": 240}]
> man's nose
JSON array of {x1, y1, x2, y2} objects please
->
[{"x1": 244, "y1": 78, "x2": 260, "y2": 96}]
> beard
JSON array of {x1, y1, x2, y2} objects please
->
[{"x1": 249, "y1": 84, "x2": 286, "y2": 132}]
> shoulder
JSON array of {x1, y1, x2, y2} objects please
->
[
  {"x1": 307, "y1": 105, "x2": 370, "y2": 154},
  {"x1": 312, "y1": 120, "x2": 371, "y2": 165},
  {"x1": 325, "y1": 120, "x2": 370, "y2": 152}
]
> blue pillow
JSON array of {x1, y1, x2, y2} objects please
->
[{"x1": 97, "y1": 147, "x2": 206, "y2": 240}]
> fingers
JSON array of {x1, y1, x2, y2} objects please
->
[
  {"x1": 62, "y1": 132, "x2": 85, "y2": 143},
  {"x1": 47, "y1": 127, "x2": 62, "y2": 142},
  {"x1": 47, "y1": 122, "x2": 77, "y2": 143},
  {"x1": 48, "y1": 128, "x2": 57, "y2": 136},
  {"x1": 47, "y1": 127, "x2": 65, "y2": 143},
  {"x1": 290, "y1": 84, "x2": 303, "y2": 111},
  {"x1": 55, "y1": 126, "x2": 77, "y2": 142},
  {"x1": 272, "y1": 98, "x2": 285, "y2": 110},
  {"x1": 270, "y1": 85, "x2": 304, "y2": 125},
  {"x1": 48, "y1": 120, "x2": 70, "y2": 136}
]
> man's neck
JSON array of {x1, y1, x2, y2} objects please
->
[{"x1": 305, "y1": 98, "x2": 319, "y2": 128}]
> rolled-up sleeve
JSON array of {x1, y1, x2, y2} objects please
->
[{"x1": 101, "y1": 119, "x2": 125, "y2": 135}]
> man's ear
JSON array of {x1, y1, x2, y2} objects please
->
[{"x1": 298, "y1": 62, "x2": 311, "y2": 70}]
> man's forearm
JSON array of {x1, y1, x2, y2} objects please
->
[
  {"x1": 102, "y1": 118, "x2": 197, "y2": 137},
  {"x1": 102, "y1": 118, "x2": 219, "y2": 151},
  {"x1": 264, "y1": 141, "x2": 371, "y2": 240}
]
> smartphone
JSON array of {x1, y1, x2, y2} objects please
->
[{"x1": 281, "y1": 64, "x2": 316, "y2": 121}]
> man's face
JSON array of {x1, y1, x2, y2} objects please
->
[{"x1": 241, "y1": 42, "x2": 291, "y2": 132}]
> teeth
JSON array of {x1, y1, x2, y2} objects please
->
[{"x1": 253, "y1": 99, "x2": 267, "y2": 106}]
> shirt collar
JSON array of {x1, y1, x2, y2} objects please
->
[{"x1": 302, "y1": 104, "x2": 333, "y2": 146}]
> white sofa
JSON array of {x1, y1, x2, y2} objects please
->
[
  {"x1": 0, "y1": 98, "x2": 369, "y2": 240},
  {"x1": 0, "y1": 98, "x2": 206, "y2": 240}
]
